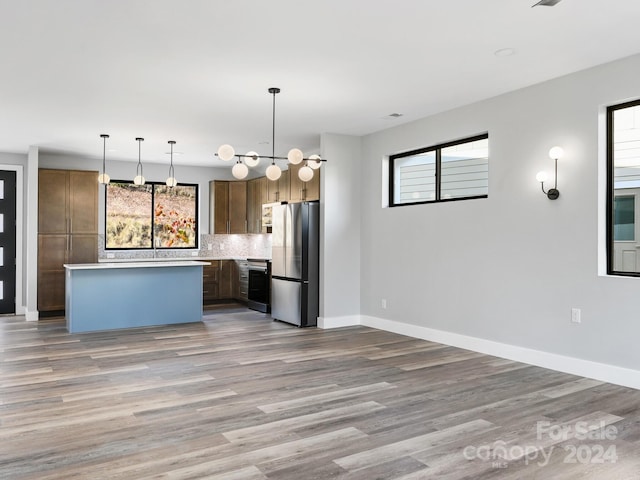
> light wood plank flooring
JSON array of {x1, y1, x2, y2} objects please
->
[{"x1": 1, "y1": 309, "x2": 640, "y2": 479}]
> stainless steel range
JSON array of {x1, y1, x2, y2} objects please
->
[{"x1": 246, "y1": 259, "x2": 270, "y2": 313}]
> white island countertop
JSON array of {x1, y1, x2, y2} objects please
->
[{"x1": 64, "y1": 261, "x2": 210, "y2": 270}]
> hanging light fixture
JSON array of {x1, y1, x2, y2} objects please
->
[
  {"x1": 216, "y1": 87, "x2": 327, "y2": 182},
  {"x1": 133, "y1": 137, "x2": 145, "y2": 185},
  {"x1": 98, "y1": 134, "x2": 110, "y2": 184},
  {"x1": 166, "y1": 140, "x2": 177, "y2": 187}
]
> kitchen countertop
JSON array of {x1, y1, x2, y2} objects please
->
[
  {"x1": 65, "y1": 261, "x2": 210, "y2": 270},
  {"x1": 97, "y1": 257, "x2": 259, "y2": 263}
]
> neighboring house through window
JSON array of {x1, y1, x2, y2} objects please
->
[
  {"x1": 608, "y1": 99, "x2": 640, "y2": 275},
  {"x1": 389, "y1": 133, "x2": 489, "y2": 207}
]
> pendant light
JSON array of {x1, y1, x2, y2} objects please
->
[
  {"x1": 98, "y1": 134, "x2": 110, "y2": 184},
  {"x1": 166, "y1": 140, "x2": 177, "y2": 187},
  {"x1": 133, "y1": 137, "x2": 145, "y2": 185},
  {"x1": 216, "y1": 87, "x2": 326, "y2": 182},
  {"x1": 232, "y1": 160, "x2": 249, "y2": 179}
]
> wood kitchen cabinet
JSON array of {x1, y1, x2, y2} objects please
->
[
  {"x1": 233, "y1": 259, "x2": 249, "y2": 301},
  {"x1": 246, "y1": 177, "x2": 267, "y2": 234},
  {"x1": 266, "y1": 169, "x2": 289, "y2": 204},
  {"x1": 289, "y1": 163, "x2": 320, "y2": 202},
  {"x1": 211, "y1": 181, "x2": 247, "y2": 234},
  {"x1": 219, "y1": 259, "x2": 233, "y2": 299},
  {"x1": 202, "y1": 260, "x2": 235, "y2": 305},
  {"x1": 37, "y1": 169, "x2": 98, "y2": 312}
]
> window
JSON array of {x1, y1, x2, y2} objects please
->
[
  {"x1": 106, "y1": 182, "x2": 198, "y2": 249},
  {"x1": 389, "y1": 134, "x2": 488, "y2": 206},
  {"x1": 607, "y1": 99, "x2": 640, "y2": 275}
]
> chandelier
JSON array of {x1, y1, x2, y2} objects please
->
[{"x1": 216, "y1": 87, "x2": 326, "y2": 181}]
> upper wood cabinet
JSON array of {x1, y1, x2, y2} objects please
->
[
  {"x1": 39, "y1": 170, "x2": 98, "y2": 234},
  {"x1": 289, "y1": 163, "x2": 320, "y2": 202},
  {"x1": 247, "y1": 177, "x2": 267, "y2": 234},
  {"x1": 266, "y1": 169, "x2": 290, "y2": 203},
  {"x1": 211, "y1": 180, "x2": 247, "y2": 234}
]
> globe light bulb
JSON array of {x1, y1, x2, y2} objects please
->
[
  {"x1": 548, "y1": 146, "x2": 564, "y2": 160},
  {"x1": 244, "y1": 151, "x2": 260, "y2": 167},
  {"x1": 308, "y1": 154, "x2": 322, "y2": 170},
  {"x1": 232, "y1": 162, "x2": 249, "y2": 180},
  {"x1": 133, "y1": 175, "x2": 145, "y2": 185},
  {"x1": 217, "y1": 144, "x2": 235, "y2": 161},
  {"x1": 536, "y1": 171, "x2": 548, "y2": 183},
  {"x1": 98, "y1": 173, "x2": 110, "y2": 184},
  {"x1": 166, "y1": 176, "x2": 177, "y2": 187},
  {"x1": 298, "y1": 165, "x2": 314, "y2": 182},
  {"x1": 266, "y1": 163, "x2": 282, "y2": 181},
  {"x1": 287, "y1": 148, "x2": 304, "y2": 165}
]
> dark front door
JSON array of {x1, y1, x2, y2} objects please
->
[{"x1": 0, "y1": 171, "x2": 16, "y2": 314}]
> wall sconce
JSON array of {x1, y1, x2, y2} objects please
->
[{"x1": 536, "y1": 146, "x2": 564, "y2": 200}]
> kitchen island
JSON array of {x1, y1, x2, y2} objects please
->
[{"x1": 64, "y1": 261, "x2": 209, "y2": 333}]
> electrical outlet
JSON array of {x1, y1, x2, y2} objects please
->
[
  {"x1": 381, "y1": 299, "x2": 387, "y2": 309},
  {"x1": 106, "y1": 253, "x2": 115, "y2": 259},
  {"x1": 191, "y1": 251, "x2": 199, "y2": 257},
  {"x1": 571, "y1": 308, "x2": 581, "y2": 324},
  {"x1": 207, "y1": 243, "x2": 213, "y2": 251}
]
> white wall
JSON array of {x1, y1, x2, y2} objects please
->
[
  {"x1": 359, "y1": 53, "x2": 640, "y2": 377},
  {"x1": 319, "y1": 134, "x2": 362, "y2": 327}
]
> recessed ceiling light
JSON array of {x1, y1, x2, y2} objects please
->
[
  {"x1": 494, "y1": 48, "x2": 517, "y2": 57},
  {"x1": 382, "y1": 113, "x2": 404, "y2": 120}
]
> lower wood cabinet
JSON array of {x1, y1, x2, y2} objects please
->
[
  {"x1": 38, "y1": 234, "x2": 98, "y2": 311},
  {"x1": 203, "y1": 259, "x2": 249, "y2": 305},
  {"x1": 233, "y1": 260, "x2": 249, "y2": 302},
  {"x1": 202, "y1": 260, "x2": 234, "y2": 305}
]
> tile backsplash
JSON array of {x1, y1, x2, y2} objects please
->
[{"x1": 98, "y1": 234, "x2": 272, "y2": 260}]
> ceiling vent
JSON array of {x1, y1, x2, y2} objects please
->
[{"x1": 532, "y1": 0, "x2": 562, "y2": 6}]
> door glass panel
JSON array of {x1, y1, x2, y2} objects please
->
[
  {"x1": 0, "y1": 213, "x2": 3, "y2": 233},
  {"x1": 614, "y1": 196, "x2": 635, "y2": 241},
  {"x1": 0, "y1": 281, "x2": 4, "y2": 300},
  {"x1": 0, "y1": 180, "x2": 4, "y2": 200},
  {"x1": 0, "y1": 246, "x2": 3, "y2": 267}
]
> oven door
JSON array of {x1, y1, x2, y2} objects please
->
[{"x1": 247, "y1": 264, "x2": 270, "y2": 313}]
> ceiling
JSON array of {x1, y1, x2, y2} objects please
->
[{"x1": 1, "y1": 0, "x2": 639, "y2": 170}]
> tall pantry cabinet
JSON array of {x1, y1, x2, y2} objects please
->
[{"x1": 38, "y1": 169, "x2": 98, "y2": 312}]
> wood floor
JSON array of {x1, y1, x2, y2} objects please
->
[{"x1": 1, "y1": 309, "x2": 640, "y2": 479}]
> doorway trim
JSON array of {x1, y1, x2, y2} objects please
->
[{"x1": 0, "y1": 165, "x2": 23, "y2": 315}]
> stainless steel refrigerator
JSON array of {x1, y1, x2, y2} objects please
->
[{"x1": 270, "y1": 202, "x2": 319, "y2": 327}]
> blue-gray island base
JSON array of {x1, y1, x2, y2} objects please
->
[{"x1": 63, "y1": 261, "x2": 208, "y2": 333}]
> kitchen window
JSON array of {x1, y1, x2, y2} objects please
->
[
  {"x1": 105, "y1": 181, "x2": 198, "y2": 249},
  {"x1": 607, "y1": 99, "x2": 640, "y2": 275},
  {"x1": 389, "y1": 133, "x2": 489, "y2": 206}
]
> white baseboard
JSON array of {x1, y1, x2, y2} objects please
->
[
  {"x1": 25, "y1": 309, "x2": 39, "y2": 322},
  {"x1": 358, "y1": 315, "x2": 640, "y2": 391},
  {"x1": 317, "y1": 315, "x2": 360, "y2": 329},
  {"x1": 15, "y1": 304, "x2": 26, "y2": 315}
]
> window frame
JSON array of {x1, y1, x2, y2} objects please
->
[
  {"x1": 606, "y1": 98, "x2": 640, "y2": 277},
  {"x1": 105, "y1": 180, "x2": 199, "y2": 250},
  {"x1": 389, "y1": 133, "x2": 489, "y2": 207}
]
